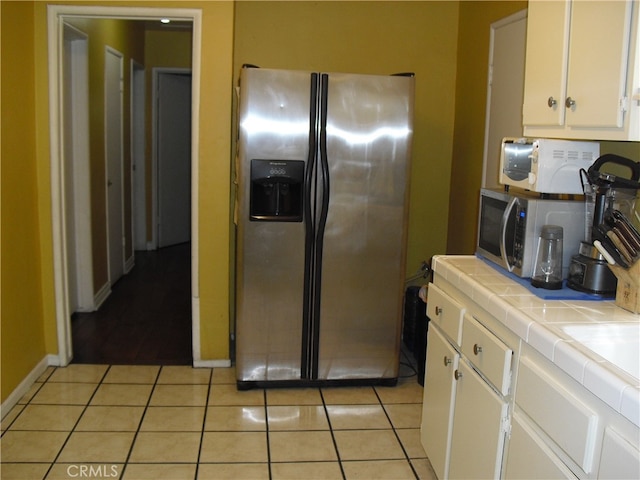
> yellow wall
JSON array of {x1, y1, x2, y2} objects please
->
[
  {"x1": 233, "y1": 0, "x2": 460, "y2": 274},
  {"x1": 1, "y1": 0, "x2": 48, "y2": 400}
]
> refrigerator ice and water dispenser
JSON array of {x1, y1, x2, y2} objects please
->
[{"x1": 250, "y1": 159, "x2": 304, "y2": 221}]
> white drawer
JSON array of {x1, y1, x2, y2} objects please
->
[
  {"x1": 517, "y1": 355, "x2": 599, "y2": 474},
  {"x1": 461, "y1": 314, "x2": 513, "y2": 396},
  {"x1": 426, "y1": 283, "x2": 465, "y2": 346}
]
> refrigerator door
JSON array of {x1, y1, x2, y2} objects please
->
[
  {"x1": 316, "y1": 73, "x2": 414, "y2": 380},
  {"x1": 236, "y1": 68, "x2": 314, "y2": 382}
]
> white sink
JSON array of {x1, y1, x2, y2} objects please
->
[{"x1": 559, "y1": 323, "x2": 640, "y2": 380}]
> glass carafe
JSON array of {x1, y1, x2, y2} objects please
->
[{"x1": 531, "y1": 225, "x2": 563, "y2": 290}]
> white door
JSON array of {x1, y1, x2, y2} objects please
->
[
  {"x1": 105, "y1": 47, "x2": 124, "y2": 284},
  {"x1": 482, "y1": 10, "x2": 527, "y2": 188},
  {"x1": 156, "y1": 71, "x2": 192, "y2": 248},
  {"x1": 63, "y1": 23, "x2": 94, "y2": 312}
]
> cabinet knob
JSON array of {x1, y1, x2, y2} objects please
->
[
  {"x1": 547, "y1": 96, "x2": 557, "y2": 108},
  {"x1": 454, "y1": 369, "x2": 463, "y2": 380},
  {"x1": 435, "y1": 306, "x2": 443, "y2": 316},
  {"x1": 473, "y1": 344, "x2": 483, "y2": 355},
  {"x1": 565, "y1": 97, "x2": 576, "y2": 108},
  {"x1": 443, "y1": 356, "x2": 452, "y2": 367}
]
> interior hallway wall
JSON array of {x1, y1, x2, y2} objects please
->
[{"x1": 1, "y1": 0, "x2": 48, "y2": 401}]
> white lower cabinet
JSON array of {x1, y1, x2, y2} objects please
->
[
  {"x1": 420, "y1": 326, "x2": 459, "y2": 480},
  {"x1": 508, "y1": 345, "x2": 640, "y2": 479},
  {"x1": 448, "y1": 359, "x2": 509, "y2": 479},
  {"x1": 423, "y1": 260, "x2": 640, "y2": 480},
  {"x1": 421, "y1": 283, "x2": 513, "y2": 479},
  {"x1": 505, "y1": 411, "x2": 578, "y2": 479}
]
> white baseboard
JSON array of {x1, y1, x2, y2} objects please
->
[
  {"x1": 94, "y1": 281, "x2": 111, "y2": 309},
  {"x1": 1, "y1": 355, "x2": 56, "y2": 420},
  {"x1": 124, "y1": 255, "x2": 135, "y2": 274},
  {"x1": 193, "y1": 359, "x2": 231, "y2": 368}
]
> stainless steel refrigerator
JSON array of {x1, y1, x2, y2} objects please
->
[{"x1": 235, "y1": 66, "x2": 414, "y2": 388}]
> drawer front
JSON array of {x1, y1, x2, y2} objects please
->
[
  {"x1": 461, "y1": 314, "x2": 513, "y2": 396},
  {"x1": 426, "y1": 283, "x2": 465, "y2": 345},
  {"x1": 517, "y1": 356, "x2": 599, "y2": 474}
]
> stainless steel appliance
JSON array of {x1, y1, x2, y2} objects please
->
[
  {"x1": 476, "y1": 188, "x2": 585, "y2": 278},
  {"x1": 567, "y1": 154, "x2": 640, "y2": 295},
  {"x1": 235, "y1": 66, "x2": 414, "y2": 388},
  {"x1": 499, "y1": 137, "x2": 599, "y2": 194}
]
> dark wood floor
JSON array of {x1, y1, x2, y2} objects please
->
[{"x1": 71, "y1": 243, "x2": 192, "y2": 365}]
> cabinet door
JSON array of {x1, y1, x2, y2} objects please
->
[
  {"x1": 566, "y1": 0, "x2": 633, "y2": 128},
  {"x1": 420, "y1": 326, "x2": 459, "y2": 480},
  {"x1": 448, "y1": 360, "x2": 509, "y2": 480},
  {"x1": 505, "y1": 412, "x2": 578, "y2": 479},
  {"x1": 522, "y1": 0, "x2": 570, "y2": 126},
  {"x1": 598, "y1": 427, "x2": 640, "y2": 480}
]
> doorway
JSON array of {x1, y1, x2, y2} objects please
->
[
  {"x1": 154, "y1": 69, "x2": 192, "y2": 249},
  {"x1": 48, "y1": 6, "x2": 202, "y2": 367}
]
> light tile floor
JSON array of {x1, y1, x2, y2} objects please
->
[{"x1": 1, "y1": 364, "x2": 436, "y2": 479}]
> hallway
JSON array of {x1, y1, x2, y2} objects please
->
[{"x1": 71, "y1": 243, "x2": 192, "y2": 365}]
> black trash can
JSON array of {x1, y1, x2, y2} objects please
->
[{"x1": 403, "y1": 286, "x2": 429, "y2": 385}]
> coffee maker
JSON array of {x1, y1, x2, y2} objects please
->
[{"x1": 567, "y1": 155, "x2": 640, "y2": 296}]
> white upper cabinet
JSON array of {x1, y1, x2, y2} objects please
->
[{"x1": 523, "y1": 0, "x2": 639, "y2": 141}]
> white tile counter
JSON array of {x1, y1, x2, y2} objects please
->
[{"x1": 431, "y1": 255, "x2": 640, "y2": 427}]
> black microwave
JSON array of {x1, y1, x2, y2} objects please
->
[{"x1": 476, "y1": 188, "x2": 586, "y2": 278}]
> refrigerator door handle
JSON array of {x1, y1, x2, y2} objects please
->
[
  {"x1": 308, "y1": 73, "x2": 331, "y2": 379},
  {"x1": 301, "y1": 73, "x2": 320, "y2": 379}
]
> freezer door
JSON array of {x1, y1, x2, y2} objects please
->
[
  {"x1": 317, "y1": 72, "x2": 414, "y2": 380},
  {"x1": 235, "y1": 68, "x2": 314, "y2": 382}
]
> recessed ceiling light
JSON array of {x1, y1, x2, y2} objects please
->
[{"x1": 160, "y1": 18, "x2": 171, "y2": 24}]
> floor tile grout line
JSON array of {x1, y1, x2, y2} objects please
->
[
  {"x1": 119, "y1": 364, "x2": 163, "y2": 480},
  {"x1": 264, "y1": 389, "x2": 273, "y2": 480},
  {"x1": 193, "y1": 367, "x2": 214, "y2": 480},
  {"x1": 374, "y1": 387, "x2": 421, "y2": 480},
  {"x1": 319, "y1": 388, "x2": 347, "y2": 480}
]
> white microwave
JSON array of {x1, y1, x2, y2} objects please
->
[
  {"x1": 476, "y1": 188, "x2": 586, "y2": 278},
  {"x1": 499, "y1": 138, "x2": 599, "y2": 194}
]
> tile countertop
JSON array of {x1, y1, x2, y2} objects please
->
[{"x1": 430, "y1": 255, "x2": 640, "y2": 428}]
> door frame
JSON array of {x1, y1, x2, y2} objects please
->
[
  {"x1": 131, "y1": 60, "x2": 147, "y2": 252},
  {"x1": 47, "y1": 5, "x2": 203, "y2": 366},
  {"x1": 151, "y1": 67, "x2": 192, "y2": 250}
]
